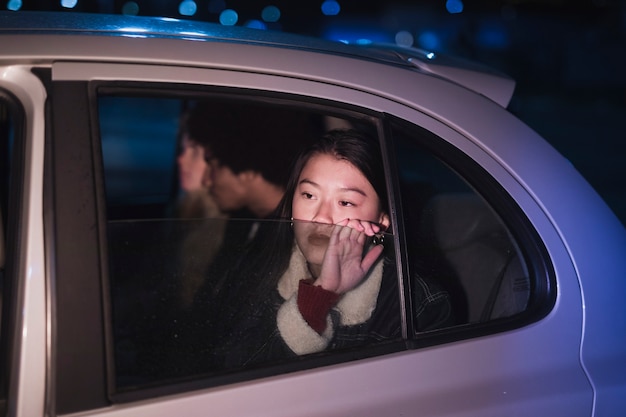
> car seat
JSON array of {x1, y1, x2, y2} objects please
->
[{"x1": 418, "y1": 193, "x2": 530, "y2": 323}]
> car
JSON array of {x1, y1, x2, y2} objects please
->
[{"x1": 0, "y1": 10, "x2": 625, "y2": 417}]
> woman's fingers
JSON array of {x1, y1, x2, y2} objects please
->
[
  {"x1": 337, "y1": 218, "x2": 381, "y2": 236},
  {"x1": 361, "y1": 243, "x2": 384, "y2": 272}
]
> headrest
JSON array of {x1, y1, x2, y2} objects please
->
[{"x1": 420, "y1": 193, "x2": 505, "y2": 251}]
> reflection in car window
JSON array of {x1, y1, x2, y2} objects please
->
[
  {"x1": 100, "y1": 97, "x2": 422, "y2": 391},
  {"x1": 99, "y1": 96, "x2": 182, "y2": 220},
  {"x1": 391, "y1": 124, "x2": 530, "y2": 326}
]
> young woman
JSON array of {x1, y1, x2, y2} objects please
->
[{"x1": 187, "y1": 128, "x2": 455, "y2": 372}]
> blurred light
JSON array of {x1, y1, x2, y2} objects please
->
[
  {"x1": 179, "y1": 0, "x2": 197, "y2": 16},
  {"x1": 426, "y1": 52, "x2": 436, "y2": 59},
  {"x1": 261, "y1": 5, "x2": 280, "y2": 22},
  {"x1": 7, "y1": 0, "x2": 22, "y2": 11},
  {"x1": 476, "y1": 24, "x2": 509, "y2": 49},
  {"x1": 323, "y1": 26, "x2": 391, "y2": 44},
  {"x1": 119, "y1": 26, "x2": 148, "y2": 33},
  {"x1": 395, "y1": 30, "x2": 414, "y2": 47},
  {"x1": 208, "y1": 0, "x2": 225, "y2": 14},
  {"x1": 60, "y1": 0, "x2": 78, "y2": 8},
  {"x1": 245, "y1": 19, "x2": 267, "y2": 29},
  {"x1": 321, "y1": 0, "x2": 340, "y2": 16},
  {"x1": 219, "y1": 9, "x2": 238, "y2": 26},
  {"x1": 121, "y1": 1, "x2": 139, "y2": 15},
  {"x1": 180, "y1": 31, "x2": 206, "y2": 37},
  {"x1": 446, "y1": 0, "x2": 463, "y2": 14},
  {"x1": 417, "y1": 31, "x2": 441, "y2": 50}
]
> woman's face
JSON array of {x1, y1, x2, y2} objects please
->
[
  {"x1": 177, "y1": 134, "x2": 208, "y2": 192},
  {"x1": 292, "y1": 153, "x2": 390, "y2": 267}
]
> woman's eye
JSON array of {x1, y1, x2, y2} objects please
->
[
  {"x1": 339, "y1": 200, "x2": 355, "y2": 207},
  {"x1": 302, "y1": 192, "x2": 314, "y2": 199}
]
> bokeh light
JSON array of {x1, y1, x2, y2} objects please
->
[
  {"x1": 395, "y1": 30, "x2": 414, "y2": 47},
  {"x1": 475, "y1": 24, "x2": 509, "y2": 49},
  {"x1": 417, "y1": 31, "x2": 441, "y2": 50},
  {"x1": 7, "y1": 0, "x2": 22, "y2": 11},
  {"x1": 179, "y1": 0, "x2": 197, "y2": 16},
  {"x1": 245, "y1": 19, "x2": 267, "y2": 30},
  {"x1": 219, "y1": 9, "x2": 238, "y2": 26},
  {"x1": 261, "y1": 5, "x2": 280, "y2": 22},
  {"x1": 446, "y1": 0, "x2": 463, "y2": 14},
  {"x1": 60, "y1": 0, "x2": 78, "y2": 8},
  {"x1": 121, "y1": 1, "x2": 139, "y2": 15},
  {"x1": 321, "y1": 0, "x2": 341, "y2": 16}
]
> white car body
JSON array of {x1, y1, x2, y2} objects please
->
[{"x1": 0, "y1": 11, "x2": 624, "y2": 417}]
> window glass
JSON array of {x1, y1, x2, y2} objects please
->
[
  {"x1": 0, "y1": 98, "x2": 10, "y2": 312},
  {"x1": 99, "y1": 96, "x2": 181, "y2": 220},
  {"x1": 0, "y1": 92, "x2": 18, "y2": 415},
  {"x1": 99, "y1": 93, "x2": 536, "y2": 396},
  {"x1": 99, "y1": 95, "x2": 429, "y2": 393},
  {"x1": 391, "y1": 123, "x2": 531, "y2": 327}
]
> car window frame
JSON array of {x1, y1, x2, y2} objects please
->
[
  {"x1": 90, "y1": 81, "x2": 414, "y2": 405},
  {"x1": 383, "y1": 114, "x2": 556, "y2": 344},
  {"x1": 0, "y1": 87, "x2": 28, "y2": 417},
  {"x1": 48, "y1": 77, "x2": 557, "y2": 413}
]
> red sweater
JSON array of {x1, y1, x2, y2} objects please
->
[{"x1": 297, "y1": 279, "x2": 342, "y2": 334}]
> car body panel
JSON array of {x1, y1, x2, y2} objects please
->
[
  {"x1": 0, "y1": 65, "x2": 48, "y2": 417},
  {"x1": 0, "y1": 11, "x2": 514, "y2": 106}
]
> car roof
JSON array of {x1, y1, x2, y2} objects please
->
[{"x1": 0, "y1": 11, "x2": 515, "y2": 107}]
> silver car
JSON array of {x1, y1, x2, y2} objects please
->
[{"x1": 0, "y1": 10, "x2": 625, "y2": 417}]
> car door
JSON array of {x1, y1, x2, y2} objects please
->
[
  {"x1": 41, "y1": 56, "x2": 593, "y2": 417},
  {"x1": 0, "y1": 50, "x2": 591, "y2": 417}
]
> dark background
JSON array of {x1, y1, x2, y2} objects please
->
[{"x1": 6, "y1": 0, "x2": 625, "y2": 226}]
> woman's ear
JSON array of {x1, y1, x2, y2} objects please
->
[{"x1": 379, "y1": 212, "x2": 391, "y2": 231}]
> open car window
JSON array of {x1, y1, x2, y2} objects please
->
[{"x1": 98, "y1": 92, "x2": 539, "y2": 399}]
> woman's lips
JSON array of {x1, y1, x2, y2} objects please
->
[{"x1": 307, "y1": 233, "x2": 330, "y2": 246}]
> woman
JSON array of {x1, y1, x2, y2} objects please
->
[{"x1": 199, "y1": 128, "x2": 454, "y2": 370}]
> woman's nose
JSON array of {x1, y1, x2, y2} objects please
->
[{"x1": 311, "y1": 202, "x2": 334, "y2": 225}]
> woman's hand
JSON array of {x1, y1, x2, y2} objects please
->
[{"x1": 313, "y1": 219, "x2": 384, "y2": 294}]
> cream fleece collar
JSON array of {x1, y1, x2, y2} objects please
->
[{"x1": 277, "y1": 244, "x2": 384, "y2": 326}]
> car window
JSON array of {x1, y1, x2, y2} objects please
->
[
  {"x1": 0, "y1": 94, "x2": 9, "y2": 416},
  {"x1": 97, "y1": 92, "x2": 543, "y2": 400},
  {"x1": 98, "y1": 94, "x2": 418, "y2": 395},
  {"x1": 0, "y1": 90, "x2": 21, "y2": 416},
  {"x1": 99, "y1": 96, "x2": 182, "y2": 220},
  {"x1": 0, "y1": 97, "x2": 10, "y2": 325},
  {"x1": 390, "y1": 121, "x2": 533, "y2": 329}
]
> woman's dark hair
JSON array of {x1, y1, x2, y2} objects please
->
[
  {"x1": 276, "y1": 128, "x2": 389, "y2": 220},
  {"x1": 183, "y1": 100, "x2": 319, "y2": 187},
  {"x1": 241, "y1": 129, "x2": 388, "y2": 293}
]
